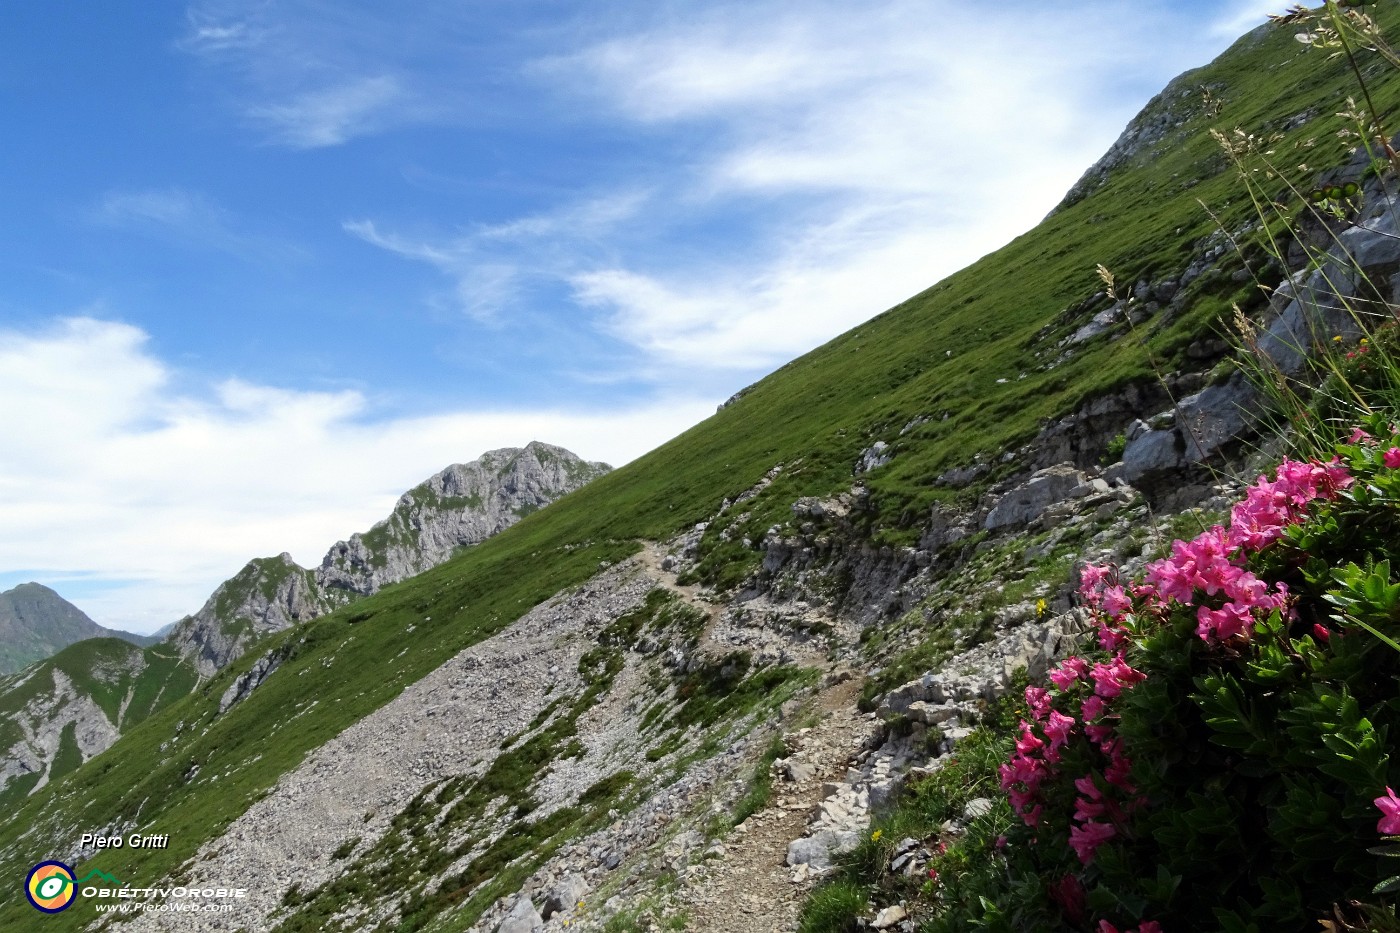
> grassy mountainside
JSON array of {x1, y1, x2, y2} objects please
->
[
  {"x1": 2, "y1": 13, "x2": 1397, "y2": 932},
  {"x1": 0, "y1": 638, "x2": 197, "y2": 808},
  {"x1": 0, "y1": 583, "x2": 155, "y2": 675}
]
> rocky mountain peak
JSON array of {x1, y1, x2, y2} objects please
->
[
  {"x1": 314, "y1": 441, "x2": 610, "y2": 600},
  {"x1": 166, "y1": 443, "x2": 609, "y2": 677},
  {"x1": 0, "y1": 582, "x2": 152, "y2": 675}
]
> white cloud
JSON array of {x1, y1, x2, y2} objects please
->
[
  {"x1": 534, "y1": 1, "x2": 1177, "y2": 369},
  {"x1": 0, "y1": 317, "x2": 712, "y2": 632},
  {"x1": 177, "y1": 1, "x2": 438, "y2": 148},
  {"x1": 343, "y1": 191, "x2": 649, "y2": 320},
  {"x1": 1209, "y1": 0, "x2": 1281, "y2": 40},
  {"x1": 247, "y1": 74, "x2": 412, "y2": 149}
]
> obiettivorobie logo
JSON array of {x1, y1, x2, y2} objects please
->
[
  {"x1": 24, "y1": 862, "x2": 246, "y2": 915},
  {"x1": 25, "y1": 862, "x2": 82, "y2": 913}
]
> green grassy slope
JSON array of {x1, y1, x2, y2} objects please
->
[
  {"x1": 0, "y1": 583, "x2": 156, "y2": 674},
  {"x1": 1, "y1": 15, "x2": 1394, "y2": 931},
  {"x1": 0, "y1": 639, "x2": 199, "y2": 812}
]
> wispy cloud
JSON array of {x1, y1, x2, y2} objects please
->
[
  {"x1": 0, "y1": 317, "x2": 711, "y2": 631},
  {"x1": 176, "y1": 6, "x2": 266, "y2": 54},
  {"x1": 519, "y1": 1, "x2": 1187, "y2": 369},
  {"x1": 247, "y1": 74, "x2": 412, "y2": 148},
  {"x1": 90, "y1": 187, "x2": 307, "y2": 261},
  {"x1": 176, "y1": 1, "x2": 439, "y2": 147},
  {"x1": 343, "y1": 191, "x2": 649, "y2": 320}
]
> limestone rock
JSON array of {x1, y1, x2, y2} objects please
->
[
  {"x1": 541, "y1": 874, "x2": 589, "y2": 920},
  {"x1": 872, "y1": 905, "x2": 909, "y2": 929},
  {"x1": 496, "y1": 896, "x2": 543, "y2": 933},
  {"x1": 167, "y1": 553, "x2": 327, "y2": 678},
  {"x1": 317, "y1": 441, "x2": 610, "y2": 600},
  {"x1": 984, "y1": 464, "x2": 1086, "y2": 531}
]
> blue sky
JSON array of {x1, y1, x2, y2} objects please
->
[{"x1": 0, "y1": 0, "x2": 1281, "y2": 631}]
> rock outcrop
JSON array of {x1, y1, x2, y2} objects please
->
[
  {"x1": 316, "y1": 441, "x2": 610, "y2": 600},
  {"x1": 166, "y1": 554, "x2": 327, "y2": 679},
  {"x1": 169, "y1": 442, "x2": 610, "y2": 677}
]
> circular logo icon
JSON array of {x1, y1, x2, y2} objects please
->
[{"x1": 25, "y1": 861, "x2": 76, "y2": 913}]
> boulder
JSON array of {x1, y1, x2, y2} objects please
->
[
  {"x1": 1120, "y1": 427, "x2": 1184, "y2": 482},
  {"x1": 984, "y1": 463, "x2": 1087, "y2": 530},
  {"x1": 1177, "y1": 375, "x2": 1258, "y2": 462},
  {"x1": 541, "y1": 875, "x2": 589, "y2": 920},
  {"x1": 496, "y1": 896, "x2": 543, "y2": 933}
]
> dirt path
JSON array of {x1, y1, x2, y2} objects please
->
[
  {"x1": 629, "y1": 539, "x2": 874, "y2": 932},
  {"x1": 636, "y1": 541, "x2": 725, "y2": 626},
  {"x1": 679, "y1": 676, "x2": 873, "y2": 933}
]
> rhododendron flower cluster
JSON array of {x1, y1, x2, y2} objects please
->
[
  {"x1": 1004, "y1": 454, "x2": 1358, "y2": 882},
  {"x1": 1080, "y1": 457, "x2": 1353, "y2": 646},
  {"x1": 999, "y1": 641, "x2": 1147, "y2": 864}
]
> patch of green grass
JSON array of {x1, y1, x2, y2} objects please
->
[
  {"x1": 731, "y1": 734, "x2": 788, "y2": 826},
  {"x1": 798, "y1": 879, "x2": 869, "y2": 933},
  {"x1": 46, "y1": 722, "x2": 83, "y2": 783}
]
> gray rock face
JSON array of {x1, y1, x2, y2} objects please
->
[
  {"x1": 855, "y1": 441, "x2": 893, "y2": 474},
  {"x1": 1178, "y1": 375, "x2": 1258, "y2": 462},
  {"x1": 0, "y1": 667, "x2": 126, "y2": 794},
  {"x1": 218, "y1": 644, "x2": 292, "y2": 714},
  {"x1": 540, "y1": 875, "x2": 589, "y2": 920},
  {"x1": 169, "y1": 442, "x2": 610, "y2": 678},
  {"x1": 315, "y1": 442, "x2": 610, "y2": 600},
  {"x1": 496, "y1": 897, "x2": 543, "y2": 933},
  {"x1": 167, "y1": 554, "x2": 329, "y2": 679},
  {"x1": 984, "y1": 463, "x2": 1086, "y2": 531}
]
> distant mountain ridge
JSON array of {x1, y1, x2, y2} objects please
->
[
  {"x1": 0, "y1": 441, "x2": 609, "y2": 802},
  {"x1": 167, "y1": 441, "x2": 611, "y2": 676},
  {"x1": 0, "y1": 583, "x2": 155, "y2": 675}
]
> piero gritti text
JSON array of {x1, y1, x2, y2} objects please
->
[{"x1": 79, "y1": 832, "x2": 170, "y2": 850}]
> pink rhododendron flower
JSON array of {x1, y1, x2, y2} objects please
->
[
  {"x1": 1376, "y1": 787, "x2": 1400, "y2": 835},
  {"x1": 1080, "y1": 695, "x2": 1106, "y2": 722},
  {"x1": 1196, "y1": 603, "x2": 1254, "y2": 642},
  {"x1": 1025, "y1": 685, "x2": 1052, "y2": 720},
  {"x1": 1090, "y1": 654, "x2": 1146, "y2": 699},
  {"x1": 1074, "y1": 790, "x2": 1107, "y2": 822},
  {"x1": 1015, "y1": 722, "x2": 1044, "y2": 757},
  {"x1": 1079, "y1": 562, "x2": 1111, "y2": 597},
  {"x1": 1068, "y1": 820, "x2": 1116, "y2": 863},
  {"x1": 1100, "y1": 585, "x2": 1133, "y2": 619},
  {"x1": 1139, "y1": 923, "x2": 1163, "y2": 933},
  {"x1": 1386, "y1": 447, "x2": 1400, "y2": 469},
  {"x1": 1044, "y1": 710, "x2": 1075, "y2": 754},
  {"x1": 1097, "y1": 623, "x2": 1129, "y2": 652},
  {"x1": 1313, "y1": 623, "x2": 1331, "y2": 643},
  {"x1": 1049, "y1": 656, "x2": 1090, "y2": 690},
  {"x1": 1085, "y1": 723, "x2": 1115, "y2": 745},
  {"x1": 1104, "y1": 751, "x2": 1135, "y2": 791}
]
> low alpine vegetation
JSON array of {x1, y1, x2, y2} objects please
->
[{"x1": 929, "y1": 422, "x2": 1400, "y2": 931}]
